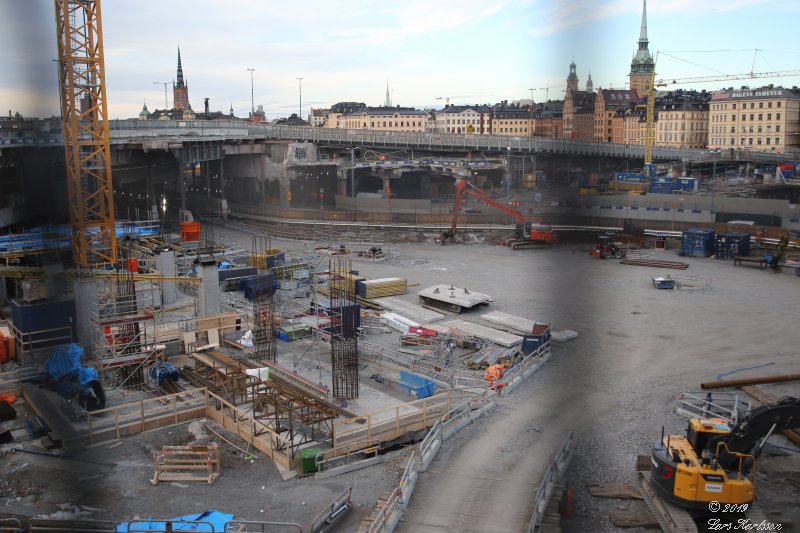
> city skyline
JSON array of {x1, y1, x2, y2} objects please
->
[{"x1": 2, "y1": 0, "x2": 800, "y2": 120}]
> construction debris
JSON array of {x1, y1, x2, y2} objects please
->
[{"x1": 440, "y1": 319, "x2": 522, "y2": 348}]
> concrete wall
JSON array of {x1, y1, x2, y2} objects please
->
[
  {"x1": 334, "y1": 195, "x2": 432, "y2": 213},
  {"x1": 579, "y1": 192, "x2": 799, "y2": 230}
]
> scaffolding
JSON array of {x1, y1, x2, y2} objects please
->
[
  {"x1": 91, "y1": 265, "x2": 158, "y2": 390},
  {"x1": 329, "y1": 258, "x2": 359, "y2": 399},
  {"x1": 251, "y1": 235, "x2": 278, "y2": 363}
]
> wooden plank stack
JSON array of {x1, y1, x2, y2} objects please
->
[
  {"x1": 151, "y1": 444, "x2": 221, "y2": 485},
  {"x1": 356, "y1": 277, "x2": 408, "y2": 299}
]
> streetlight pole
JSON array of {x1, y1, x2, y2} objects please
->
[
  {"x1": 247, "y1": 68, "x2": 255, "y2": 117},
  {"x1": 297, "y1": 77, "x2": 303, "y2": 119}
]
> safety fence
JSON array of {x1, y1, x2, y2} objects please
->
[
  {"x1": 497, "y1": 342, "x2": 552, "y2": 395},
  {"x1": 527, "y1": 432, "x2": 575, "y2": 533}
]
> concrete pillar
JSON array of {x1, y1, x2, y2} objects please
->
[
  {"x1": 154, "y1": 248, "x2": 177, "y2": 306},
  {"x1": 72, "y1": 278, "x2": 100, "y2": 357},
  {"x1": 197, "y1": 260, "x2": 220, "y2": 317},
  {"x1": 43, "y1": 261, "x2": 66, "y2": 302},
  {"x1": 180, "y1": 168, "x2": 187, "y2": 212}
]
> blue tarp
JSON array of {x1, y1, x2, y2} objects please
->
[
  {"x1": 117, "y1": 511, "x2": 234, "y2": 532},
  {"x1": 44, "y1": 343, "x2": 84, "y2": 381}
]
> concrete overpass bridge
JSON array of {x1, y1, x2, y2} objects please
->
[{"x1": 1, "y1": 119, "x2": 796, "y2": 230}]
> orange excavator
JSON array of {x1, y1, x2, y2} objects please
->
[{"x1": 442, "y1": 178, "x2": 556, "y2": 249}]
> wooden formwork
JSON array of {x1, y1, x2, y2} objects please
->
[{"x1": 151, "y1": 444, "x2": 221, "y2": 485}]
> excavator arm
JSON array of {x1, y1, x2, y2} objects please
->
[
  {"x1": 711, "y1": 396, "x2": 800, "y2": 472},
  {"x1": 449, "y1": 178, "x2": 525, "y2": 238}
]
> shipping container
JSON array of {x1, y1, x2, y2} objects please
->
[
  {"x1": 10, "y1": 299, "x2": 77, "y2": 346},
  {"x1": 682, "y1": 228, "x2": 716, "y2": 257},
  {"x1": 714, "y1": 233, "x2": 751, "y2": 260},
  {"x1": 675, "y1": 178, "x2": 700, "y2": 192}
]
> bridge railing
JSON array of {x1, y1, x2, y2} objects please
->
[{"x1": 103, "y1": 119, "x2": 793, "y2": 163}]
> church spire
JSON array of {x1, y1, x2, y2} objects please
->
[
  {"x1": 586, "y1": 72, "x2": 593, "y2": 92},
  {"x1": 384, "y1": 82, "x2": 392, "y2": 107},
  {"x1": 176, "y1": 47, "x2": 185, "y2": 88},
  {"x1": 639, "y1": 0, "x2": 648, "y2": 43}
]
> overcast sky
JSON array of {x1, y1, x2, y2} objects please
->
[{"x1": 2, "y1": 0, "x2": 799, "y2": 120}]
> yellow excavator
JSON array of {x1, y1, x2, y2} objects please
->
[{"x1": 650, "y1": 396, "x2": 800, "y2": 509}]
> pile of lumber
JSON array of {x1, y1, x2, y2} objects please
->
[
  {"x1": 356, "y1": 278, "x2": 408, "y2": 299},
  {"x1": 620, "y1": 259, "x2": 689, "y2": 269}
]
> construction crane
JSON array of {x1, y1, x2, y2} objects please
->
[
  {"x1": 532, "y1": 85, "x2": 562, "y2": 102},
  {"x1": 55, "y1": 0, "x2": 117, "y2": 266},
  {"x1": 643, "y1": 54, "x2": 800, "y2": 164},
  {"x1": 435, "y1": 95, "x2": 490, "y2": 107},
  {"x1": 442, "y1": 177, "x2": 555, "y2": 249}
]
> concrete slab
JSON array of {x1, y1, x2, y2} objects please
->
[
  {"x1": 417, "y1": 284, "x2": 491, "y2": 311},
  {"x1": 480, "y1": 311, "x2": 543, "y2": 334},
  {"x1": 551, "y1": 329, "x2": 578, "y2": 342},
  {"x1": 373, "y1": 296, "x2": 445, "y2": 323},
  {"x1": 440, "y1": 319, "x2": 522, "y2": 348}
]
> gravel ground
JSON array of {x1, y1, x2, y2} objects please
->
[{"x1": 2, "y1": 227, "x2": 798, "y2": 532}]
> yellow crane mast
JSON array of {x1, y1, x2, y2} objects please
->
[{"x1": 55, "y1": 0, "x2": 117, "y2": 266}]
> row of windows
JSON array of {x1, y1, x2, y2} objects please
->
[
  {"x1": 658, "y1": 122, "x2": 708, "y2": 131},
  {"x1": 709, "y1": 137, "x2": 782, "y2": 146},
  {"x1": 658, "y1": 133, "x2": 706, "y2": 142},
  {"x1": 712, "y1": 125, "x2": 781, "y2": 134},
  {"x1": 711, "y1": 101, "x2": 782, "y2": 111},
  {"x1": 366, "y1": 121, "x2": 419, "y2": 127},
  {"x1": 711, "y1": 113, "x2": 781, "y2": 122},
  {"x1": 660, "y1": 112, "x2": 704, "y2": 120}
]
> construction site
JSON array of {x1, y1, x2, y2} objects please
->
[{"x1": 1, "y1": 2, "x2": 800, "y2": 533}]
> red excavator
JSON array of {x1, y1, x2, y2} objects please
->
[{"x1": 442, "y1": 178, "x2": 556, "y2": 249}]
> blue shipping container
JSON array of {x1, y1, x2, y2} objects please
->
[
  {"x1": 682, "y1": 228, "x2": 716, "y2": 257},
  {"x1": 676, "y1": 178, "x2": 700, "y2": 192},
  {"x1": 715, "y1": 233, "x2": 751, "y2": 260},
  {"x1": 10, "y1": 299, "x2": 77, "y2": 345}
]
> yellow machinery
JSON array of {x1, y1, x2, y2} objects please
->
[{"x1": 650, "y1": 396, "x2": 800, "y2": 509}]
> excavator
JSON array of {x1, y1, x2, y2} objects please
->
[
  {"x1": 650, "y1": 396, "x2": 800, "y2": 509},
  {"x1": 441, "y1": 177, "x2": 556, "y2": 249}
]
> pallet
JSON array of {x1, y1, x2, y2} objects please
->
[{"x1": 151, "y1": 444, "x2": 221, "y2": 485}]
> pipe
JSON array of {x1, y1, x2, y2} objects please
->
[{"x1": 701, "y1": 373, "x2": 800, "y2": 390}]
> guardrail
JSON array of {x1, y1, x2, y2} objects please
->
[
  {"x1": 496, "y1": 341, "x2": 551, "y2": 395},
  {"x1": 527, "y1": 432, "x2": 574, "y2": 533},
  {"x1": 101, "y1": 119, "x2": 797, "y2": 163},
  {"x1": 0, "y1": 517, "x2": 22, "y2": 532},
  {"x1": 366, "y1": 451, "x2": 420, "y2": 533},
  {"x1": 224, "y1": 520, "x2": 303, "y2": 532},
  {"x1": 675, "y1": 391, "x2": 749, "y2": 426},
  {"x1": 310, "y1": 487, "x2": 353, "y2": 533}
]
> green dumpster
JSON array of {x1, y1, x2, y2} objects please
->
[{"x1": 300, "y1": 448, "x2": 322, "y2": 474}]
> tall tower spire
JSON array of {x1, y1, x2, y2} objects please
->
[
  {"x1": 384, "y1": 82, "x2": 392, "y2": 107},
  {"x1": 176, "y1": 47, "x2": 185, "y2": 88},
  {"x1": 586, "y1": 72, "x2": 593, "y2": 92},
  {"x1": 629, "y1": 0, "x2": 654, "y2": 96},
  {"x1": 639, "y1": 0, "x2": 648, "y2": 43},
  {"x1": 566, "y1": 61, "x2": 579, "y2": 93},
  {"x1": 173, "y1": 46, "x2": 190, "y2": 111}
]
